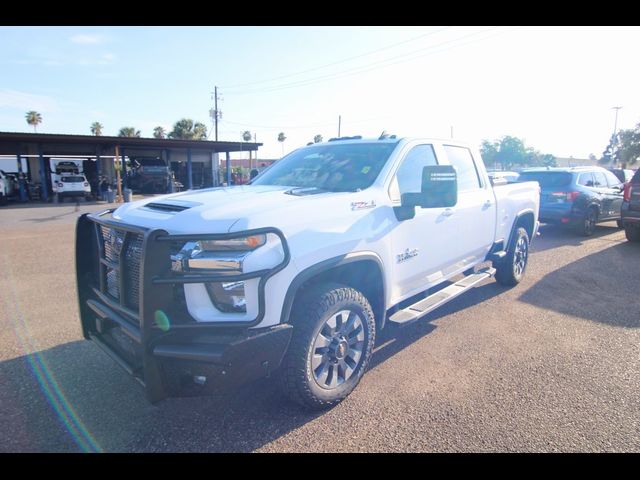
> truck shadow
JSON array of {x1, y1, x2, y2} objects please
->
[
  {"x1": 2, "y1": 283, "x2": 507, "y2": 453},
  {"x1": 0, "y1": 341, "x2": 323, "y2": 452},
  {"x1": 518, "y1": 240, "x2": 640, "y2": 328}
]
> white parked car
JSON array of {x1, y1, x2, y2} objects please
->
[
  {"x1": 76, "y1": 136, "x2": 540, "y2": 409},
  {"x1": 53, "y1": 173, "x2": 91, "y2": 202}
]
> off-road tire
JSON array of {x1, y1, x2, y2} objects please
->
[{"x1": 279, "y1": 283, "x2": 376, "y2": 410}]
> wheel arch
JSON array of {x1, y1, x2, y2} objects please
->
[
  {"x1": 281, "y1": 252, "x2": 387, "y2": 330},
  {"x1": 507, "y1": 210, "x2": 536, "y2": 247}
]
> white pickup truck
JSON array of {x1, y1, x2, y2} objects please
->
[{"x1": 76, "y1": 136, "x2": 539, "y2": 409}]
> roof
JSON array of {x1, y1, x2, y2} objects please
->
[
  {"x1": 0, "y1": 131, "x2": 262, "y2": 154},
  {"x1": 520, "y1": 166, "x2": 609, "y2": 173}
]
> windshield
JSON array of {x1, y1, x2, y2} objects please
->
[
  {"x1": 133, "y1": 157, "x2": 166, "y2": 166},
  {"x1": 252, "y1": 142, "x2": 398, "y2": 192},
  {"x1": 518, "y1": 171, "x2": 572, "y2": 188}
]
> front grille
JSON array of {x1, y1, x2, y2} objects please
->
[{"x1": 97, "y1": 225, "x2": 144, "y2": 313}]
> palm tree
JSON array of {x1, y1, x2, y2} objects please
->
[
  {"x1": 153, "y1": 126, "x2": 166, "y2": 139},
  {"x1": 278, "y1": 132, "x2": 286, "y2": 156},
  {"x1": 313, "y1": 134, "x2": 323, "y2": 143},
  {"x1": 118, "y1": 126, "x2": 141, "y2": 137},
  {"x1": 26, "y1": 111, "x2": 42, "y2": 132},
  {"x1": 168, "y1": 119, "x2": 207, "y2": 140},
  {"x1": 90, "y1": 122, "x2": 104, "y2": 136}
]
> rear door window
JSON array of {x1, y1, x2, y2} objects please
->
[
  {"x1": 592, "y1": 171, "x2": 608, "y2": 188},
  {"x1": 577, "y1": 173, "x2": 594, "y2": 187},
  {"x1": 443, "y1": 145, "x2": 482, "y2": 192}
]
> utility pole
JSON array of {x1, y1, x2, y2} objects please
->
[
  {"x1": 210, "y1": 87, "x2": 221, "y2": 141},
  {"x1": 450, "y1": 126, "x2": 454, "y2": 139},
  {"x1": 612, "y1": 106, "x2": 622, "y2": 138},
  {"x1": 338, "y1": 115, "x2": 341, "y2": 137}
]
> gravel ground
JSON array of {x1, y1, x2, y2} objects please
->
[{"x1": 0, "y1": 201, "x2": 638, "y2": 452}]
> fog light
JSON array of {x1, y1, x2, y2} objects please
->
[{"x1": 206, "y1": 281, "x2": 246, "y2": 313}]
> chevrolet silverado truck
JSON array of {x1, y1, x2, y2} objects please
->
[{"x1": 76, "y1": 136, "x2": 540, "y2": 409}]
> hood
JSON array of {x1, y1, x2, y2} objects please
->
[{"x1": 111, "y1": 185, "x2": 350, "y2": 234}]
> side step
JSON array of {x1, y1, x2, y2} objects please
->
[{"x1": 388, "y1": 267, "x2": 496, "y2": 326}]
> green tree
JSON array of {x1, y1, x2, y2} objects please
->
[
  {"x1": 278, "y1": 132, "x2": 286, "y2": 156},
  {"x1": 481, "y1": 135, "x2": 555, "y2": 169},
  {"x1": 480, "y1": 140, "x2": 499, "y2": 167},
  {"x1": 90, "y1": 122, "x2": 103, "y2": 136},
  {"x1": 118, "y1": 126, "x2": 141, "y2": 137},
  {"x1": 313, "y1": 134, "x2": 323, "y2": 143},
  {"x1": 168, "y1": 118, "x2": 207, "y2": 140},
  {"x1": 618, "y1": 130, "x2": 639, "y2": 165},
  {"x1": 153, "y1": 126, "x2": 166, "y2": 139},
  {"x1": 25, "y1": 111, "x2": 42, "y2": 132}
]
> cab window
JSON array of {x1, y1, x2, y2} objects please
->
[
  {"x1": 389, "y1": 144, "x2": 437, "y2": 202},
  {"x1": 443, "y1": 145, "x2": 482, "y2": 192}
]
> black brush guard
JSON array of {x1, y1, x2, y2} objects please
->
[{"x1": 75, "y1": 209, "x2": 292, "y2": 402}]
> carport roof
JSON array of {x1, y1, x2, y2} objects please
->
[{"x1": 0, "y1": 131, "x2": 262, "y2": 154}]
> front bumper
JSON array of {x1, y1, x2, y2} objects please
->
[{"x1": 76, "y1": 210, "x2": 291, "y2": 402}]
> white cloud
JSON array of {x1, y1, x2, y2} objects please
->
[
  {"x1": 0, "y1": 89, "x2": 58, "y2": 112},
  {"x1": 70, "y1": 34, "x2": 105, "y2": 45}
]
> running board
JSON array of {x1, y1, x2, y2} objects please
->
[{"x1": 388, "y1": 267, "x2": 496, "y2": 326}]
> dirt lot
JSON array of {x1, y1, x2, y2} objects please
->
[{"x1": 0, "y1": 201, "x2": 638, "y2": 452}]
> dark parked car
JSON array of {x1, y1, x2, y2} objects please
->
[
  {"x1": 621, "y1": 168, "x2": 640, "y2": 242},
  {"x1": 518, "y1": 167, "x2": 624, "y2": 236},
  {"x1": 608, "y1": 168, "x2": 634, "y2": 184}
]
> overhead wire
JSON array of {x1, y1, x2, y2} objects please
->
[
  {"x1": 220, "y1": 27, "x2": 451, "y2": 90},
  {"x1": 226, "y1": 27, "x2": 502, "y2": 96}
]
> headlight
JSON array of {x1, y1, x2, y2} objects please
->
[
  {"x1": 206, "y1": 281, "x2": 246, "y2": 313},
  {"x1": 198, "y1": 234, "x2": 266, "y2": 251}
]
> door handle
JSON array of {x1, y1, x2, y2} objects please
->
[
  {"x1": 483, "y1": 200, "x2": 493, "y2": 208},
  {"x1": 442, "y1": 208, "x2": 454, "y2": 217}
]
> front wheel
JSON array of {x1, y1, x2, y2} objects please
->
[
  {"x1": 495, "y1": 227, "x2": 530, "y2": 287},
  {"x1": 280, "y1": 283, "x2": 376, "y2": 410}
]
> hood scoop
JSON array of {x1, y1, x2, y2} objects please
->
[
  {"x1": 284, "y1": 187, "x2": 330, "y2": 196},
  {"x1": 142, "y1": 200, "x2": 202, "y2": 213}
]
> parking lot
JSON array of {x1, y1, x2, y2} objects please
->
[{"x1": 0, "y1": 201, "x2": 638, "y2": 452}]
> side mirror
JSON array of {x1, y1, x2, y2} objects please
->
[
  {"x1": 395, "y1": 165, "x2": 458, "y2": 220},
  {"x1": 402, "y1": 165, "x2": 458, "y2": 209}
]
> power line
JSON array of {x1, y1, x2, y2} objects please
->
[
  {"x1": 220, "y1": 27, "x2": 451, "y2": 90},
  {"x1": 221, "y1": 115, "x2": 391, "y2": 131},
  {"x1": 227, "y1": 27, "x2": 502, "y2": 95}
]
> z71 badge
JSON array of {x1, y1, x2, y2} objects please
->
[
  {"x1": 397, "y1": 248, "x2": 419, "y2": 263},
  {"x1": 351, "y1": 200, "x2": 376, "y2": 211}
]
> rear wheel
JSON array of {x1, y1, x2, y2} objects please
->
[
  {"x1": 578, "y1": 207, "x2": 598, "y2": 236},
  {"x1": 495, "y1": 227, "x2": 530, "y2": 287},
  {"x1": 280, "y1": 283, "x2": 376, "y2": 410},
  {"x1": 0, "y1": 192, "x2": 6, "y2": 206},
  {"x1": 625, "y1": 224, "x2": 640, "y2": 242}
]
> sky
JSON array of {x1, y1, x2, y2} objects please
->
[{"x1": 1, "y1": 26, "x2": 639, "y2": 160}]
